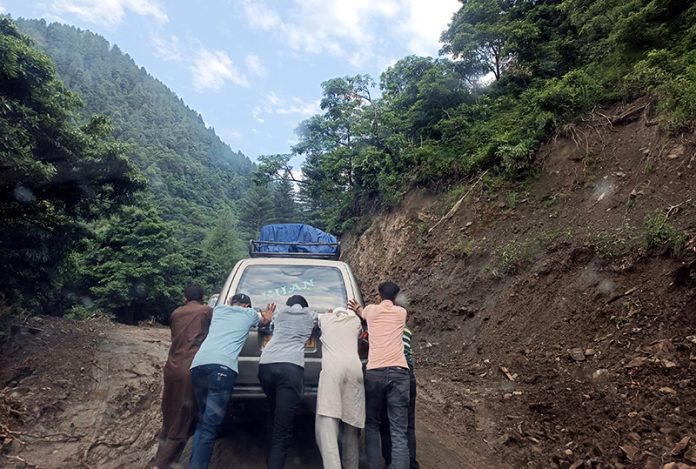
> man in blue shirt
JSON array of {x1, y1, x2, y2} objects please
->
[{"x1": 188, "y1": 293, "x2": 275, "y2": 469}]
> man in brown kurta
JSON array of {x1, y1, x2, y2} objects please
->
[{"x1": 151, "y1": 284, "x2": 213, "y2": 469}]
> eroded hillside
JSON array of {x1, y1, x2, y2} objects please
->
[{"x1": 343, "y1": 101, "x2": 696, "y2": 469}]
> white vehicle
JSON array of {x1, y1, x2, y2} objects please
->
[
  {"x1": 207, "y1": 293, "x2": 219, "y2": 308},
  {"x1": 217, "y1": 240, "x2": 366, "y2": 401}
]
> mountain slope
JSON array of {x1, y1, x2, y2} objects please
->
[{"x1": 16, "y1": 18, "x2": 254, "y2": 242}]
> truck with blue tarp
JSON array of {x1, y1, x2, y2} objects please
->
[
  {"x1": 215, "y1": 224, "x2": 365, "y2": 406},
  {"x1": 250, "y1": 223, "x2": 341, "y2": 259}
]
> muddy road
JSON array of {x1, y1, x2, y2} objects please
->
[
  {"x1": 181, "y1": 415, "x2": 472, "y2": 468},
  {"x1": 0, "y1": 317, "x2": 485, "y2": 468}
]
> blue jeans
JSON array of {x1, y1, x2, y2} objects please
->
[
  {"x1": 381, "y1": 369, "x2": 419, "y2": 468},
  {"x1": 189, "y1": 364, "x2": 237, "y2": 469},
  {"x1": 365, "y1": 367, "x2": 410, "y2": 469}
]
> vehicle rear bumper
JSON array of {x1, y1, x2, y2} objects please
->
[
  {"x1": 233, "y1": 356, "x2": 320, "y2": 400},
  {"x1": 232, "y1": 384, "x2": 318, "y2": 400},
  {"x1": 229, "y1": 386, "x2": 318, "y2": 416}
]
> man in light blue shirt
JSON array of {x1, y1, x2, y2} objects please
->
[{"x1": 189, "y1": 293, "x2": 274, "y2": 469}]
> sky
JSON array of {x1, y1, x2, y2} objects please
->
[{"x1": 1, "y1": 0, "x2": 461, "y2": 164}]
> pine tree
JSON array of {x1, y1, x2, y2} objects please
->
[
  {"x1": 83, "y1": 205, "x2": 192, "y2": 323},
  {"x1": 238, "y1": 184, "x2": 275, "y2": 240},
  {"x1": 203, "y1": 209, "x2": 247, "y2": 280},
  {"x1": 271, "y1": 179, "x2": 299, "y2": 223}
]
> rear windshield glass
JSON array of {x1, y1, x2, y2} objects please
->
[{"x1": 236, "y1": 265, "x2": 347, "y2": 312}]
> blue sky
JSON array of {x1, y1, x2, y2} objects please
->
[{"x1": 1, "y1": 0, "x2": 460, "y2": 165}]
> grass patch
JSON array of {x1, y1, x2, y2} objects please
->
[
  {"x1": 440, "y1": 185, "x2": 467, "y2": 211},
  {"x1": 589, "y1": 224, "x2": 640, "y2": 259},
  {"x1": 506, "y1": 191, "x2": 519, "y2": 209},
  {"x1": 495, "y1": 240, "x2": 534, "y2": 274},
  {"x1": 494, "y1": 228, "x2": 573, "y2": 274},
  {"x1": 65, "y1": 304, "x2": 93, "y2": 320},
  {"x1": 643, "y1": 211, "x2": 687, "y2": 257},
  {"x1": 415, "y1": 221, "x2": 429, "y2": 247},
  {"x1": 481, "y1": 172, "x2": 507, "y2": 195},
  {"x1": 588, "y1": 213, "x2": 688, "y2": 260},
  {"x1": 448, "y1": 237, "x2": 476, "y2": 258}
]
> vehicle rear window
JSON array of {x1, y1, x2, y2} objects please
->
[{"x1": 236, "y1": 265, "x2": 347, "y2": 312}]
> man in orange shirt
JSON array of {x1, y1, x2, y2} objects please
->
[{"x1": 348, "y1": 281, "x2": 409, "y2": 469}]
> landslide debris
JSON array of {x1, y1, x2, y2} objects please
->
[{"x1": 344, "y1": 101, "x2": 696, "y2": 469}]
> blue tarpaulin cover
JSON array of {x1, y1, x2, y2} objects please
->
[{"x1": 257, "y1": 224, "x2": 338, "y2": 254}]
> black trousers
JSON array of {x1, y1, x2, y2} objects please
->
[
  {"x1": 258, "y1": 363, "x2": 304, "y2": 469},
  {"x1": 380, "y1": 369, "x2": 419, "y2": 469}
]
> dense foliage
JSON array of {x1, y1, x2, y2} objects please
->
[
  {"x1": 265, "y1": 0, "x2": 696, "y2": 232},
  {"x1": 81, "y1": 204, "x2": 210, "y2": 323},
  {"x1": 16, "y1": 19, "x2": 255, "y2": 245},
  {"x1": 1, "y1": 18, "x2": 265, "y2": 322},
  {"x1": 0, "y1": 17, "x2": 142, "y2": 312},
  {"x1": 3, "y1": 0, "x2": 695, "y2": 322}
]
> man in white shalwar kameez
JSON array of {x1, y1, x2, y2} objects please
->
[{"x1": 315, "y1": 307, "x2": 365, "y2": 469}]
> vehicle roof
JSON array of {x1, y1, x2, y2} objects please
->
[{"x1": 236, "y1": 257, "x2": 350, "y2": 267}]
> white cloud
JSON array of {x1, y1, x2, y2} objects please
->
[
  {"x1": 241, "y1": 0, "x2": 459, "y2": 67},
  {"x1": 241, "y1": 0, "x2": 281, "y2": 30},
  {"x1": 398, "y1": 0, "x2": 460, "y2": 56},
  {"x1": 266, "y1": 92, "x2": 281, "y2": 107},
  {"x1": 47, "y1": 0, "x2": 168, "y2": 26},
  {"x1": 275, "y1": 97, "x2": 320, "y2": 116},
  {"x1": 149, "y1": 37, "x2": 255, "y2": 93},
  {"x1": 221, "y1": 128, "x2": 243, "y2": 141},
  {"x1": 0, "y1": 4, "x2": 5, "y2": 13},
  {"x1": 191, "y1": 48, "x2": 249, "y2": 91},
  {"x1": 252, "y1": 106, "x2": 264, "y2": 123},
  {"x1": 242, "y1": 0, "x2": 399, "y2": 62},
  {"x1": 254, "y1": 94, "x2": 319, "y2": 124},
  {"x1": 282, "y1": 0, "x2": 399, "y2": 55},
  {"x1": 151, "y1": 35, "x2": 183, "y2": 62},
  {"x1": 347, "y1": 52, "x2": 366, "y2": 68},
  {"x1": 245, "y1": 54, "x2": 266, "y2": 77}
]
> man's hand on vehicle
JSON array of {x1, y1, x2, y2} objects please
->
[
  {"x1": 347, "y1": 299, "x2": 363, "y2": 316},
  {"x1": 260, "y1": 303, "x2": 276, "y2": 325}
]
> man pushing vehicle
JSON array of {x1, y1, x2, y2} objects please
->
[
  {"x1": 188, "y1": 294, "x2": 275, "y2": 469},
  {"x1": 349, "y1": 281, "x2": 410, "y2": 469}
]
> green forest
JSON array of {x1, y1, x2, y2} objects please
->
[
  {"x1": 1, "y1": 18, "x2": 301, "y2": 324},
  {"x1": 2, "y1": 0, "x2": 695, "y2": 325},
  {"x1": 260, "y1": 0, "x2": 695, "y2": 232}
]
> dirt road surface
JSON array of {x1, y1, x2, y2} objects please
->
[{"x1": 1, "y1": 317, "x2": 489, "y2": 468}]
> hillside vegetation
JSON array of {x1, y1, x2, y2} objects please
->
[
  {"x1": 15, "y1": 19, "x2": 254, "y2": 243},
  {"x1": 259, "y1": 0, "x2": 696, "y2": 232},
  {"x1": 1, "y1": 18, "x2": 257, "y2": 324},
  {"x1": 2, "y1": 1, "x2": 695, "y2": 324}
]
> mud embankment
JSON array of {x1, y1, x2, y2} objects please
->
[{"x1": 343, "y1": 104, "x2": 696, "y2": 468}]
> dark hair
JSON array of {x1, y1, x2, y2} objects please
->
[
  {"x1": 184, "y1": 284, "x2": 204, "y2": 302},
  {"x1": 378, "y1": 281, "x2": 400, "y2": 301},
  {"x1": 230, "y1": 293, "x2": 252, "y2": 307},
  {"x1": 286, "y1": 295, "x2": 309, "y2": 308}
]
